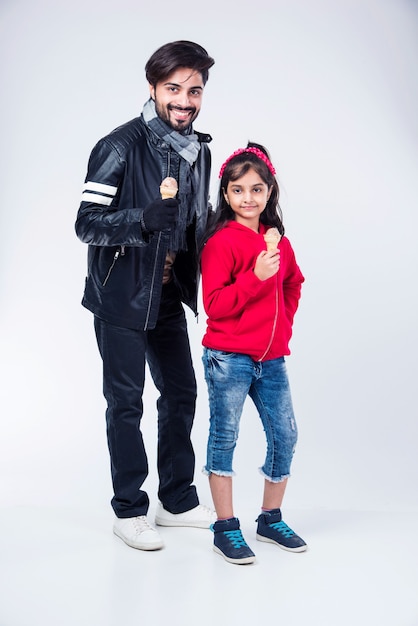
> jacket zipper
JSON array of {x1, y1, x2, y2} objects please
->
[
  {"x1": 144, "y1": 232, "x2": 162, "y2": 329},
  {"x1": 143, "y1": 152, "x2": 171, "y2": 329},
  {"x1": 258, "y1": 275, "x2": 279, "y2": 362},
  {"x1": 102, "y1": 246, "x2": 125, "y2": 287}
]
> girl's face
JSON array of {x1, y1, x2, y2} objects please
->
[{"x1": 223, "y1": 168, "x2": 272, "y2": 231}]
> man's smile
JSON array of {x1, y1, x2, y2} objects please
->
[{"x1": 169, "y1": 105, "x2": 195, "y2": 121}]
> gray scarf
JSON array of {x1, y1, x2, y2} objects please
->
[{"x1": 142, "y1": 98, "x2": 201, "y2": 252}]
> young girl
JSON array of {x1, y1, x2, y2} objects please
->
[{"x1": 200, "y1": 143, "x2": 306, "y2": 565}]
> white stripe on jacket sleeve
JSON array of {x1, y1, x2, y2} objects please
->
[
  {"x1": 81, "y1": 192, "x2": 113, "y2": 206},
  {"x1": 83, "y1": 181, "x2": 118, "y2": 195},
  {"x1": 81, "y1": 181, "x2": 118, "y2": 205}
]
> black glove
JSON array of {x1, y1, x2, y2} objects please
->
[{"x1": 141, "y1": 198, "x2": 178, "y2": 233}]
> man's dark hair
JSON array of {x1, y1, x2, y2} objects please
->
[{"x1": 145, "y1": 40, "x2": 215, "y2": 86}]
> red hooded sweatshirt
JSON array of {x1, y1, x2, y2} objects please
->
[{"x1": 201, "y1": 221, "x2": 304, "y2": 362}]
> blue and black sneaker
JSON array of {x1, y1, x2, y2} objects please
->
[
  {"x1": 256, "y1": 509, "x2": 307, "y2": 552},
  {"x1": 212, "y1": 517, "x2": 256, "y2": 565}
]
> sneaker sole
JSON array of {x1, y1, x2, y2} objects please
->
[
  {"x1": 155, "y1": 517, "x2": 211, "y2": 529},
  {"x1": 113, "y1": 528, "x2": 164, "y2": 551},
  {"x1": 256, "y1": 533, "x2": 308, "y2": 552},
  {"x1": 213, "y1": 545, "x2": 256, "y2": 565}
]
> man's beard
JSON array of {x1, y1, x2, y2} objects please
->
[{"x1": 154, "y1": 100, "x2": 197, "y2": 133}]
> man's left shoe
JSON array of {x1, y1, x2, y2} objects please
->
[
  {"x1": 256, "y1": 508, "x2": 307, "y2": 552},
  {"x1": 155, "y1": 502, "x2": 216, "y2": 529}
]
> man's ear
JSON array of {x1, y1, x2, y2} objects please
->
[{"x1": 149, "y1": 83, "x2": 155, "y2": 100}]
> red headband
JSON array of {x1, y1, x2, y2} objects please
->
[{"x1": 218, "y1": 147, "x2": 276, "y2": 178}]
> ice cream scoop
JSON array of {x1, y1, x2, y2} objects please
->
[
  {"x1": 160, "y1": 177, "x2": 178, "y2": 199},
  {"x1": 263, "y1": 227, "x2": 281, "y2": 251}
]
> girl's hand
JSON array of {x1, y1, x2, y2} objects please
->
[{"x1": 254, "y1": 250, "x2": 280, "y2": 281}]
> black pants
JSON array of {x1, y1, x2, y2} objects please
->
[{"x1": 94, "y1": 283, "x2": 199, "y2": 518}]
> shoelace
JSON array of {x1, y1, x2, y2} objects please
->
[
  {"x1": 196, "y1": 504, "x2": 214, "y2": 515},
  {"x1": 133, "y1": 516, "x2": 154, "y2": 534},
  {"x1": 269, "y1": 520, "x2": 295, "y2": 538},
  {"x1": 224, "y1": 529, "x2": 249, "y2": 549}
]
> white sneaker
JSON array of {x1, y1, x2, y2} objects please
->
[
  {"x1": 113, "y1": 516, "x2": 164, "y2": 551},
  {"x1": 155, "y1": 502, "x2": 216, "y2": 529}
]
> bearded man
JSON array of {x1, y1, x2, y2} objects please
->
[{"x1": 75, "y1": 41, "x2": 215, "y2": 551}]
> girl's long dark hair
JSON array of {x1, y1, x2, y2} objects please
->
[{"x1": 202, "y1": 142, "x2": 284, "y2": 248}]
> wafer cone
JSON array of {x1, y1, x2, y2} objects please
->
[
  {"x1": 160, "y1": 177, "x2": 178, "y2": 199},
  {"x1": 263, "y1": 227, "x2": 281, "y2": 251}
]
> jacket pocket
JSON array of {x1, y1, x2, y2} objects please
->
[{"x1": 102, "y1": 247, "x2": 124, "y2": 286}]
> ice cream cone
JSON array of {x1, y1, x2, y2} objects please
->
[
  {"x1": 160, "y1": 177, "x2": 178, "y2": 199},
  {"x1": 263, "y1": 227, "x2": 281, "y2": 251}
]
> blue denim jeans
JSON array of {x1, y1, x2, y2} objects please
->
[{"x1": 202, "y1": 349, "x2": 298, "y2": 482}]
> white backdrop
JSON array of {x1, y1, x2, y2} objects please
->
[{"x1": 1, "y1": 0, "x2": 417, "y2": 516}]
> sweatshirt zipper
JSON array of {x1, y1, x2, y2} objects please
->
[{"x1": 258, "y1": 275, "x2": 279, "y2": 362}]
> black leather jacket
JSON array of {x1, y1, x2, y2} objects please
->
[{"x1": 75, "y1": 115, "x2": 212, "y2": 330}]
